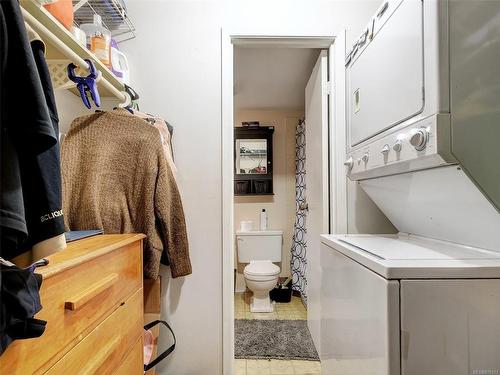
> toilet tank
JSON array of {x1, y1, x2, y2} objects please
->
[{"x1": 236, "y1": 230, "x2": 283, "y2": 263}]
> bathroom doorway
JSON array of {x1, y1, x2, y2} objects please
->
[{"x1": 222, "y1": 35, "x2": 337, "y2": 375}]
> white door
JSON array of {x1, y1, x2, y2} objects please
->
[{"x1": 304, "y1": 50, "x2": 329, "y2": 353}]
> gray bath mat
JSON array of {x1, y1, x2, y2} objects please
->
[{"x1": 235, "y1": 319, "x2": 319, "y2": 361}]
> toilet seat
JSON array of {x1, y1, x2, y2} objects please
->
[{"x1": 244, "y1": 260, "x2": 280, "y2": 278}]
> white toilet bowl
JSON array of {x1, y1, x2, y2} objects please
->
[{"x1": 244, "y1": 260, "x2": 280, "y2": 313}]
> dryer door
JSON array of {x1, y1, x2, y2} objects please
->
[{"x1": 348, "y1": 0, "x2": 424, "y2": 147}]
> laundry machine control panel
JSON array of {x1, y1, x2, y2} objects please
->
[{"x1": 345, "y1": 114, "x2": 456, "y2": 180}]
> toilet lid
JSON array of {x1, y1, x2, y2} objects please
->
[{"x1": 244, "y1": 261, "x2": 280, "y2": 276}]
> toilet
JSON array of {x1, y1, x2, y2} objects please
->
[{"x1": 236, "y1": 230, "x2": 283, "y2": 313}]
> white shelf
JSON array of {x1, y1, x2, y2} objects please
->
[{"x1": 21, "y1": 0, "x2": 126, "y2": 101}]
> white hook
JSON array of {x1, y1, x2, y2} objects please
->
[
  {"x1": 94, "y1": 70, "x2": 103, "y2": 83},
  {"x1": 118, "y1": 91, "x2": 132, "y2": 108}
]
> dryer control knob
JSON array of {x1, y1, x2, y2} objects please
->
[
  {"x1": 392, "y1": 140, "x2": 402, "y2": 152},
  {"x1": 344, "y1": 157, "x2": 354, "y2": 169},
  {"x1": 381, "y1": 144, "x2": 390, "y2": 155},
  {"x1": 409, "y1": 129, "x2": 428, "y2": 150},
  {"x1": 361, "y1": 153, "x2": 369, "y2": 163}
]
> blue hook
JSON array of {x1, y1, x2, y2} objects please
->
[{"x1": 67, "y1": 59, "x2": 101, "y2": 109}]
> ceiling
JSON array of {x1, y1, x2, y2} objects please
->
[{"x1": 234, "y1": 47, "x2": 321, "y2": 110}]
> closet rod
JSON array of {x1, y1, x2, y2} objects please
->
[{"x1": 21, "y1": 8, "x2": 127, "y2": 102}]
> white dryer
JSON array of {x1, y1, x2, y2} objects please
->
[
  {"x1": 320, "y1": 234, "x2": 500, "y2": 375},
  {"x1": 345, "y1": 0, "x2": 500, "y2": 214}
]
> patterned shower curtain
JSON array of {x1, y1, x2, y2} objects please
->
[{"x1": 290, "y1": 119, "x2": 307, "y2": 303}]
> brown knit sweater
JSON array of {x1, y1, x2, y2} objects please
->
[{"x1": 61, "y1": 109, "x2": 191, "y2": 279}]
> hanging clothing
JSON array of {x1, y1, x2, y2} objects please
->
[
  {"x1": 132, "y1": 110, "x2": 177, "y2": 174},
  {"x1": 0, "y1": 258, "x2": 47, "y2": 354},
  {"x1": 290, "y1": 119, "x2": 307, "y2": 303},
  {"x1": 25, "y1": 24, "x2": 66, "y2": 258},
  {"x1": 61, "y1": 109, "x2": 191, "y2": 279},
  {"x1": 0, "y1": 0, "x2": 65, "y2": 260}
]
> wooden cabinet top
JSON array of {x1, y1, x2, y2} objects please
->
[{"x1": 38, "y1": 234, "x2": 145, "y2": 279}]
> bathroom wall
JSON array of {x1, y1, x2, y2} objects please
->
[{"x1": 234, "y1": 109, "x2": 303, "y2": 291}]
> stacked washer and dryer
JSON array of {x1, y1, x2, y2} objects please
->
[{"x1": 321, "y1": 0, "x2": 500, "y2": 374}]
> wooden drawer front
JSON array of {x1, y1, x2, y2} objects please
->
[
  {"x1": 45, "y1": 288, "x2": 143, "y2": 375},
  {"x1": 115, "y1": 337, "x2": 145, "y2": 375},
  {"x1": 0, "y1": 241, "x2": 142, "y2": 374}
]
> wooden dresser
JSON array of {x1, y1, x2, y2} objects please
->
[{"x1": 0, "y1": 234, "x2": 145, "y2": 375}]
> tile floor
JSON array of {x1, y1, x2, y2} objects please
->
[
  {"x1": 234, "y1": 292, "x2": 320, "y2": 375},
  {"x1": 235, "y1": 359, "x2": 321, "y2": 375},
  {"x1": 234, "y1": 292, "x2": 308, "y2": 320}
]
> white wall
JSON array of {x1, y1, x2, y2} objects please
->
[
  {"x1": 119, "y1": 3, "x2": 223, "y2": 374},
  {"x1": 234, "y1": 48, "x2": 320, "y2": 109},
  {"x1": 55, "y1": 91, "x2": 117, "y2": 134},
  {"x1": 116, "y1": 1, "x2": 384, "y2": 374},
  {"x1": 223, "y1": 0, "x2": 381, "y2": 47}
]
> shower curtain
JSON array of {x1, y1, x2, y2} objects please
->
[{"x1": 290, "y1": 119, "x2": 307, "y2": 303}]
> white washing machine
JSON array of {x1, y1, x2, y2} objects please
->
[
  {"x1": 320, "y1": 234, "x2": 500, "y2": 375},
  {"x1": 321, "y1": 1, "x2": 500, "y2": 373}
]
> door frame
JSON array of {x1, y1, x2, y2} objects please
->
[{"x1": 221, "y1": 31, "x2": 345, "y2": 374}]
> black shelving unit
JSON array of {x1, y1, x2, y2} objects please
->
[{"x1": 234, "y1": 126, "x2": 274, "y2": 196}]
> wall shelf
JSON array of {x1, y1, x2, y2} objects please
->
[
  {"x1": 234, "y1": 127, "x2": 275, "y2": 196},
  {"x1": 21, "y1": 0, "x2": 126, "y2": 101}
]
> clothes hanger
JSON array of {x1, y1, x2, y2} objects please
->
[
  {"x1": 125, "y1": 84, "x2": 140, "y2": 112},
  {"x1": 124, "y1": 84, "x2": 139, "y2": 101},
  {"x1": 116, "y1": 84, "x2": 141, "y2": 113}
]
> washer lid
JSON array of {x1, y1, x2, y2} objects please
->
[
  {"x1": 244, "y1": 261, "x2": 280, "y2": 276},
  {"x1": 339, "y1": 236, "x2": 500, "y2": 261},
  {"x1": 321, "y1": 234, "x2": 500, "y2": 279}
]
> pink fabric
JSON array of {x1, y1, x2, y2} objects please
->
[
  {"x1": 133, "y1": 110, "x2": 177, "y2": 175},
  {"x1": 143, "y1": 329, "x2": 154, "y2": 368}
]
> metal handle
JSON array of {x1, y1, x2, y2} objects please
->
[
  {"x1": 377, "y1": 2, "x2": 389, "y2": 18},
  {"x1": 369, "y1": 18, "x2": 376, "y2": 40},
  {"x1": 358, "y1": 29, "x2": 369, "y2": 46},
  {"x1": 299, "y1": 202, "x2": 309, "y2": 211}
]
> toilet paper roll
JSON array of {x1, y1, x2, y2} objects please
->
[{"x1": 240, "y1": 221, "x2": 254, "y2": 232}]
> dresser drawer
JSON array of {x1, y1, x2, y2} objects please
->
[
  {"x1": 115, "y1": 338, "x2": 145, "y2": 375},
  {"x1": 45, "y1": 287, "x2": 143, "y2": 375},
  {"x1": 0, "y1": 237, "x2": 143, "y2": 374}
]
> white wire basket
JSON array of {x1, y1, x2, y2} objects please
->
[{"x1": 72, "y1": 0, "x2": 135, "y2": 42}]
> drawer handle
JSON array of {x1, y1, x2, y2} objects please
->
[
  {"x1": 64, "y1": 273, "x2": 119, "y2": 311},
  {"x1": 82, "y1": 336, "x2": 120, "y2": 374}
]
